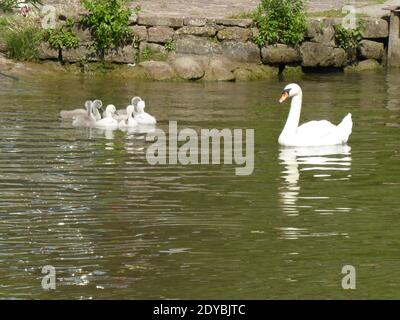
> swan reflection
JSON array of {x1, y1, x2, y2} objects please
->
[
  {"x1": 279, "y1": 145, "x2": 352, "y2": 216},
  {"x1": 85, "y1": 125, "x2": 156, "y2": 141},
  {"x1": 120, "y1": 124, "x2": 157, "y2": 135},
  {"x1": 94, "y1": 128, "x2": 116, "y2": 140}
]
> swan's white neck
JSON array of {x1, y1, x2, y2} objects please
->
[
  {"x1": 89, "y1": 105, "x2": 96, "y2": 121},
  {"x1": 127, "y1": 109, "x2": 134, "y2": 119},
  {"x1": 104, "y1": 109, "x2": 114, "y2": 119},
  {"x1": 280, "y1": 92, "x2": 302, "y2": 138}
]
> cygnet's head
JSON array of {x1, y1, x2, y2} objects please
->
[
  {"x1": 136, "y1": 100, "x2": 145, "y2": 113},
  {"x1": 126, "y1": 105, "x2": 135, "y2": 116},
  {"x1": 106, "y1": 104, "x2": 116, "y2": 114},
  {"x1": 279, "y1": 83, "x2": 302, "y2": 104},
  {"x1": 92, "y1": 99, "x2": 103, "y2": 108},
  {"x1": 131, "y1": 96, "x2": 142, "y2": 107},
  {"x1": 85, "y1": 100, "x2": 93, "y2": 111}
]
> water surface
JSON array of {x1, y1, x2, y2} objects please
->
[{"x1": 0, "y1": 70, "x2": 400, "y2": 299}]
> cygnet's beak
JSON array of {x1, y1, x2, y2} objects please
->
[{"x1": 279, "y1": 91, "x2": 289, "y2": 104}]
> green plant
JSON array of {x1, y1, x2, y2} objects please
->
[
  {"x1": 253, "y1": 0, "x2": 307, "y2": 46},
  {"x1": 139, "y1": 47, "x2": 168, "y2": 62},
  {"x1": 4, "y1": 17, "x2": 42, "y2": 61},
  {"x1": 164, "y1": 40, "x2": 175, "y2": 52},
  {"x1": 42, "y1": 17, "x2": 80, "y2": 63},
  {"x1": 141, "y1": 47, "x2": 151, "y2": 60},
  {"x1": 80, "y1": 0, "x2": 132, "y2": 61},
  {"x1": 0, "y1": 0, "x2": 42, "y2": 12},
  {"x1": 0, "y1": 14, "x2": 12, "y2": 33},
  {"x1": 0, "y1": 0, "x2": 17, "y2": 12},
  {"x1": 334, "y1": 22, "x2": 364, "y2": 50},
  {"x1": 0, "y1": 15, "x2": 13, "y2": 44}
]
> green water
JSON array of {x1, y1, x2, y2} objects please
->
[{"x1": 0, "y1": 70, "x2": 399, "y2": 299}]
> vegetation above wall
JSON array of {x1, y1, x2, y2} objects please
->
[
  {"x1": 2, "y1": 15, "x2": 42, "y2": 61},
  {"x1": 252, "y1": 0, "x2": 307, "y2": 46},
  {"x1": 80, "y1": 0, "x2": 133, "y2": 61},
  {"x1": 42, "y1": 17, "x2": 80, "y2": 63},
  {"x1": 334, "y1": 22, "x2": 364, "y2": 50}
]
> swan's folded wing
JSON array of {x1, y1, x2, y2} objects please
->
[
  {"x1": 60, "y1": 109, "x2": 86, "y2": 119},
  {"x1": 113, "y1": 114, "x2": 128, "y2": 121},
  {"x1": 297, "y1": 120, "x2": 337, "y2": 138},
  {"x1": 116, "y1": 109, "x2": 127, "y2": 115}
]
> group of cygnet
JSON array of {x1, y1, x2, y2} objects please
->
[{"x1": 60, "y1": 96, "x2": 156, "y2": 129}]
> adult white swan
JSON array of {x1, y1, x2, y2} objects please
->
[{"x1": 278, "y1": 84, "x2": 353, "y2": 147}]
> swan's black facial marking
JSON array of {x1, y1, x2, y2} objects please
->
[{"x1": 282, "y1": 88, "x2": 291, "y2": 94}]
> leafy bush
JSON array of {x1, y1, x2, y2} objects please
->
[
  {"x1": 42, "y1": 17, "x2": 80, "y2": 63},
  {"x1": 4, "y1": 17, "x2": 42, "y2": 61},
  {"x1": 80, "y1": 0, "x2": 132, "y2": 61},
  {"x1": 253, "y1": 0, "x2": 307, "y2": 46},
  {"x1": 334, "y1": 22, "x2": 364, "y2": 50}
]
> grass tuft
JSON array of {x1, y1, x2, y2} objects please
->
[{"x1": 3, "y1": 17, "x2": 42, "y2": 61}]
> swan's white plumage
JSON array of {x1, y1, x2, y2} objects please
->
[
  {"x1": 72, "y1": 103, "x2": 97, "y2": 127},
  {"x1": 91, "y1": 100, "x2": 103, "y2": 121},
  {"x1": 60, "y1": 100, "x2": 92, "y2": 119},
  {"x1": 113, "y1": 113, "x2": 128, "y2": 121},
  {"x1": 135, "y1": 100, "x2": 156, "y2": 125},
  {"x1": 278, "y1": 84, "x2": 352, "y2": 147},
  {"x1": 116, "y1": 96, "x2": 142, "y2": 116},
  {"x1": 96, "y1": 105, "x2": 118, "y2": 129},
  {"x1": 60, "y1": 100, "x2": 103, "y2": 121},
  {"x1": 119, "y1": 105, "x2": 138, "y2": 129}
]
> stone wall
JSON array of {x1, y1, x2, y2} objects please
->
[{"x1": 17, "y1": 14, "x2": 393, "y2": 80}]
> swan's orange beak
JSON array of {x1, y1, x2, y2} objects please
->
[{"x1": 279, "y1": 91, "x2": 289, "y2": 104}]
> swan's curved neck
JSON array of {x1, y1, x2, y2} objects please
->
[
  {"x1": 88, "y1": 105, "x2": 96, "y2": 121},
  {"x1": 281, "y1": 92, "x2": 302, "y2": 136},
  {"x1": 127, "y1": 109, "x2": 134, "y2": 119}
]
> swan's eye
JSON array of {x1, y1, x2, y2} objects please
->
[{"x1": 282, "y1": 88, "x2": 291, "y2": 94}]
